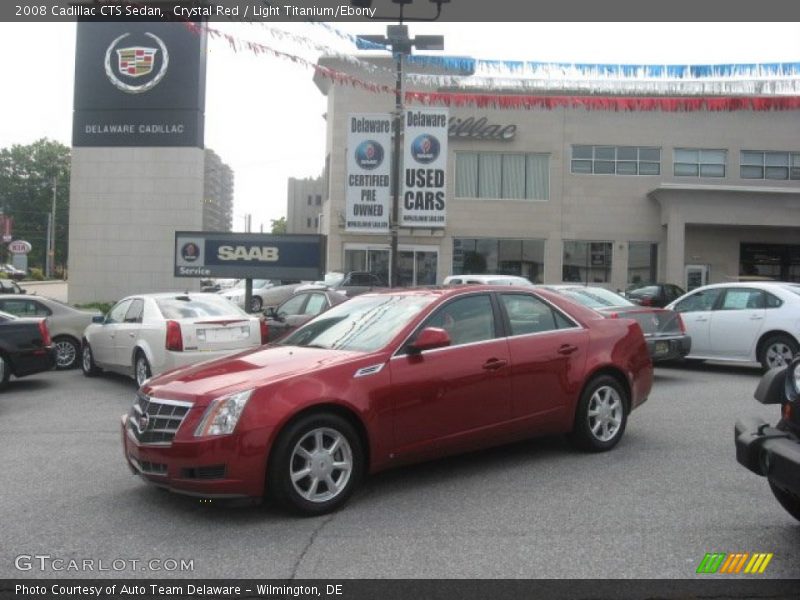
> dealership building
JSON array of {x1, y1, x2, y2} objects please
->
[{"x1": 314, "y1": 57, "x2": 800, "y2": 291}]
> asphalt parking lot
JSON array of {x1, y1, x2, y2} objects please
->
[{"x1": 1, "y1": 362, "x2": 798, "y2": 579}]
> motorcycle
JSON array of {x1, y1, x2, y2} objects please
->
[{"x1": 735, "y1": 357, "x2": 800, "y2": 522}]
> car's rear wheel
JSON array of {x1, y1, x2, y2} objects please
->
[
  {"x1": 768, "y1": 480, "x2": 800, "y2": 522},
  {"x1": 81, "y1": 342, "x2": 100, "y2": 377},
  {"x1": 268, "y1": 412, "x2": 363, "y2": 516},
  {"x1": 250, "y1": 296, "x2": 263, "y2": 313},
  {"x1": 759, "y1": 334, "x2": 798, "y2": 371},
  {"x1": 134, "y1": 351, "x2": 151, "y2": 387},
  {"x1": 569, "y1": 375, "x2": 629, "y2": 452},
  {"x1": 53, "y1": 336, "x2": 80, "y2": 370}
]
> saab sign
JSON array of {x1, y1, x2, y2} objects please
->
[{"x1": 174, "y1": 232, "x2": 325, "y2": 280}]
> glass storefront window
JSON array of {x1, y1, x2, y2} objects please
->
[
  {"x1": 628, "y1": 242, "x2": 658, "y2": 285},
  {"x1": 452, "y1": 238, "x2": 544, "y2": 282},
  {"x1": 562, "y1": 241, "x2": 613, "y2": 283},
  {"x1": 345, "y1": 246, "x2": 436, "y2": 287}
]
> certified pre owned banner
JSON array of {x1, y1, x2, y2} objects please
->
[
  {"x1": 401, "y1": 108, "x2": 448, "y2": 228},
  {"x1": 346, "y1": 113, "x2": 391, "y2": 233}
]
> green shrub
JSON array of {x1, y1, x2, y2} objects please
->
[
  {"x1": 74, "y1": 301, "x2": 114, "y2": 314},
  {"x1": 29, "y1": 267, "x2": 44, "y2": 281}
]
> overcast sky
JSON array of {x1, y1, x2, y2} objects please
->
[{"x1": 1, "y1": 22, "x2": 799, "y2": 232}]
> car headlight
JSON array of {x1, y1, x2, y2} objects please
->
[{"x1": 194, "y1": 389, "x2": 253, "y2": 437}]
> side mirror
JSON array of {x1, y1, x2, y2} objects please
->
[
  {"x1": 409, "y1": 327, "x2": 451, "y2": 354},
  {"x1": 92, "y1": 315, "x2": 105, "y2": 324}
]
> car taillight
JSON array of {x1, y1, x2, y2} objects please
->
[
  {"x1": 676, "y1": 312, "x2": 686, "y2": 334},
  {"x1": 783, "y1": 403, "x2": 793, "y2": 421},
  {"x1": 640, "y1": 296, "x2": 652, "y2": 306},
  {"x1": 38, "y1": 319, "x2": 51, "y2": 346},
  {"x1": 259, "y1": 318, "x2": 268, "y2": 344},
  {"x1": 165, "y1": 320, "x2": 183, "y2": 352}
]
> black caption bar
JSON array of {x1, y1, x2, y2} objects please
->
[
  {"x1": 3, "y1": 0, "x2": 800, "y2": 22},
  {"x1": 2, "y1": 580, "x2": 800, "y2": 600}
]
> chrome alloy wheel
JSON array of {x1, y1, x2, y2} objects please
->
[
  {"x1": 587, "y1": 385, "x2": 623, "y2": 442},
  {"x1": 54, "y1": 339, "x2": 77, "y2": 368},
  {"x1": 135, "y1": 355, "x2": 150, "y2": 386},
  {"x1": 290, "y1": 428, "x2": 353, "y2": 503},
  {"x1": 82, "y1": 345, "x2": 92, "y2": 372},
  {"x1": 765, "y1": 342, "x2": 794, "y2": 369}
]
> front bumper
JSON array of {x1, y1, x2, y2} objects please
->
[
  {"x1": 735, "y1": 417, "x2": 800, "y2": 496},
  {"x1": 646, "y1": 334, "x2": 691, "y2": 362},
  {"x1": 120, "y1": 414, "x2": 270, "y2": 499}
]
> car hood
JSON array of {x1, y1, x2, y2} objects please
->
[{"x1": 143, "y1": 345, "x2": 367, "y2": 405}]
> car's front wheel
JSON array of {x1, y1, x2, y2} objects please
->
[
  {"x1": 769, "y1": 480, "x2": 800, "y2": 522},
  {"x1": 53, "y1": 336, "x2": 80, "y2": 370},
  {"x1": 81, "y1": 342, "x2": 100, "y2": 377},
  {"x1": 268, "y1": 412, "x2": 363, "y2": 516},
  {"x1": 569, "y1": 375, "x2": 629, "y2": 452}
]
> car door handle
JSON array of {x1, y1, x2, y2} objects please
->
[
  {"x1": 695, "y1": 317, "x2": 708, "y2": 322},
  {"x1": 129, "y1": 332, "x2": 136, "y2": 337},
  {"x1": 750, "y1": 315, "x2": 763, "y2": 320},
  {"x1": 482, "y1": 358, "x2": 508, "y2": 371},
  {"x1": 558, "y1": 344, "x2": 579, "y2": 355}
]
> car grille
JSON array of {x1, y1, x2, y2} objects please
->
[
  {"x1": 129, "y1": 456, "x2": 168, "y2": 476},
  {"x1": 128, "y1": 393, "x2": 193, "y2": 446}
]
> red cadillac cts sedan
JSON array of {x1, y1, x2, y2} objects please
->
[{"x1": 122, "y1": 286, "x2": 653, "y2": 515}]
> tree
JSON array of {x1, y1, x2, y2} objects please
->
[
  {"x1": 0, "y1": 139, "x2": 70, "y2": 274},
  {"x1": 270, "y1": 216, "x2": 287, "y2": 234}
]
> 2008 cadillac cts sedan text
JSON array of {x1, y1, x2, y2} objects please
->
[{"x1": 121, "y1": 286, "x2": 653, "y2": 515}]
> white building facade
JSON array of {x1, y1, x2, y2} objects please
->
[{"x1": 314, "y1": 57, "x2": 800, "y2": 291}]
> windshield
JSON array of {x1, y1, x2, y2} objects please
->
[
  {"x1": 279, "y1": 294, "x2": 435, "y2": 353},
  {"x1": 556, "y1": 287, "x2": 634, "y2": 308}
]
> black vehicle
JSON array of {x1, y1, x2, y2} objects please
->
[
  {"x1": 625, "y1": 283, "x2": 685, "y2": 307},
  {"x1": 735, "y1": 358, "x2": 800, "y2": 521},
  {"x1": 264, "y1": 290, "x2": 348, "y2": 342},
  {"x1": 0, "y1": 311, "x2": 55, "y2": 389},
  {"x1": 0, "y1": 279, "x2": 26, "y2": 294}
]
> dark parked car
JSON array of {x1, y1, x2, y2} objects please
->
[
  {"x1": 122, "y1": 285, "x2": 653, "y2": 515},
  {"x1": 543, "y1": 285, "x2": 691, "y2": 362},
  {"x1": 625, "y1": 283, "x2": 685, "y2": 307},
  {"x1": 735, "y1": 357, "x2": 800, "y2": 522},
  {"x1": 0, "y1": 310, "x2": 55, "y2": 389},
  {"x1": 264, "y1": 289, "x2": 348, "y2": 342}
]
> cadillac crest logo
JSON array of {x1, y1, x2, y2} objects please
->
[{"x1": 104, "y1": 32, "x2": 169, "y2": 94}]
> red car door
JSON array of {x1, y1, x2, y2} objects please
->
[
  {"x1": 498, "y1": 293, "x2": 589, "y2": 424},
  {"x1": 388, "y1": 293, "x2": 512, "y2": 458}
]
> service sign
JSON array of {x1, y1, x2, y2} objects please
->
[
  {"x1": 346, "y1": 113, "x2": 391, "y2": 233},
  {"x1": 401, "y1": 108, "x2": 449, "y2": 228},
  {"x1": 174, "y1": 232, "x2": 325, "y2": 280}
]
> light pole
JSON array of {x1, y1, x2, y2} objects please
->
[{"x1": 352, "y1": 0, "x2": 447, "y2": 287}]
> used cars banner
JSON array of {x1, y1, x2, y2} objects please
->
[
  {"x1": 346, "y1": 113, "x2": 391, "y2": 234},
  {"x1": 401, "y1": 108, "x2": 448, "y2": 228}
]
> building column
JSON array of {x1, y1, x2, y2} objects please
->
[{"x1": 665, "y1": 216, "x2": 686, "y2": 287}]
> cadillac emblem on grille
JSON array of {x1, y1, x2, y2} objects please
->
[{"x1": 136, "y1": 413, "x2": 150, "y2": 435}]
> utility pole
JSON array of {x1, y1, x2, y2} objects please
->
[
  {"x1": 49, "y1": 176, "x2": 57, "y2": 278},
  {"x1": 354, "y1": 0, "x2": 446, "y2": 287}
]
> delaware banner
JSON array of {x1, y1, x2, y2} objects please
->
[
  {"x1": 346, "y1": 113, "x2": 392, "y2": 234},
  {"x1": 401, "y1": 108, "x2": 449, "y2": 228}
]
